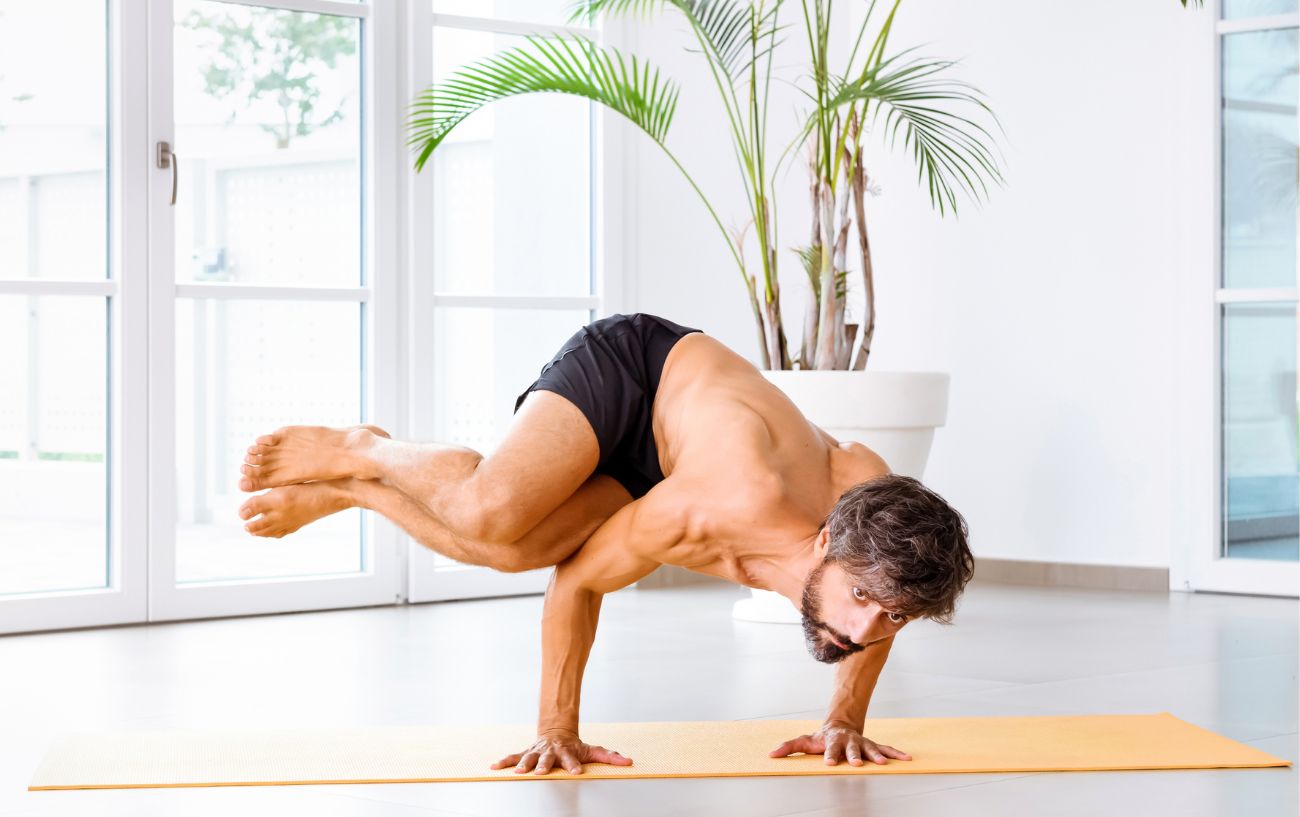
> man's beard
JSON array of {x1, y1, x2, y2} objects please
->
[{"x1": 800, "y1": 558, "x2": 865, "y2": 664}]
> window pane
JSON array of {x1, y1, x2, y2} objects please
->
[
  {"x1": 1223, "y1": 0, "x2": 1298, "y2": 19},
  {"x1": 431, "y1": 27, "x2": 591, "y2": 297},
  {"x1": 1222, "y1": 302, "x2": 1299, "y2": 561},
  {"x1": 175, "y1": 298, "x2": 365, "y2": 583},
  {"x1": 434, "y1": 306, "x2": 589, "y2": 449},
  {"x1": 174, "y1": 1, "x2": 361, "y2": 287},
  {"x1": 433, "y1": 0, "x2": 582, "y2": 26},
  {"x1": 1221, "y1": 28, "x2": 1298, "y2": 289},
  {"x1": 0, "y1": 296, "x2": 108, "y2": 595},
  {"x1": 431, "y1": 306, "x2": 590, "y2": 567},
  {"x1": 0, "y1": 0, "x2": 106, "y2": 280}
]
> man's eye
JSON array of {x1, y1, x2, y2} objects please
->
[
  {"x1": 852, "y1": 587, "x2": 866, "y2": 601},
  {"x1": 887, "y1": 612, "x2": 906, "y2": 624}
]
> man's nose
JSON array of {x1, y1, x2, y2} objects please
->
[
  {"x1": 849, "y1": 615, "x2": 876, "y2": 646},
  {"x1": 850, "y1": 609, "x2": 885, "y2": 645}
]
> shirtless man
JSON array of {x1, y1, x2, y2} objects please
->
[{"x1": 236, "y1": 313, "x2": 974, "y2": 775}]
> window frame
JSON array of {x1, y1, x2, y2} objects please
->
[
  {"x1": 0, "y1": 0, "x2": 151, "y2": 634},
  {"x1": 1178, "y1": 0, "x2": 1299, "y2": 596}
]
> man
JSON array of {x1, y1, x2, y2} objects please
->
[{"x1": 237, "y1": 313, "x2": 974, "y2": 775}]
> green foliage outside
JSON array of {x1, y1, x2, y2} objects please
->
[{"x1": 181, "y1": 8, "x2": 355, "y2": 149}]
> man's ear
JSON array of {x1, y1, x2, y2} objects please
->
[{"x1": 814, "y1": 525, "x2": 831, "y2": 557}]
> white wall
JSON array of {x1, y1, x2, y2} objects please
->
[{"x1": 620, "y1": 0, "x2": 1215, "y2": 569}]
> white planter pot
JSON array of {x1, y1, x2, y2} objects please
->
[{"x1": 732, "y1": 370, "x2": 951, "y2": 624}]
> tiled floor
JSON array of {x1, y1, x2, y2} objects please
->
[{"x1": 2, "y1": 581, "x2": 1295, "y2": 816}]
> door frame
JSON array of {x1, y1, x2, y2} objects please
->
[
  {"x1": 404, "y1": 5, "x2": 627, "y2": 603},
  {"x1": 144, "y1": 0, "x2": 403, "y2": 621}
]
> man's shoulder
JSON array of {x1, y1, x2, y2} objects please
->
[
  {"x1": 836, "y1": 441, "x2": 892, "y2": 484},
  {"x1": 658, "y1": 466, "x2": 791, "y2": 537}
]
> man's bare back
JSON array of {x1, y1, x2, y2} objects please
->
[
  {"x1": 234, "y1": 313, "x2": 971, "y2": 777},
  {"x1": 644, "y1": 331, "x2": 890, "y2": 588}
]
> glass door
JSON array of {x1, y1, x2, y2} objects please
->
[
  {"x1": 0, "y1": 0, "x2": 149, "y2": 634},
  {"x1": 406, "y1": 1, "x2": 609, "y2": 601},
  {"x1": 147, "y1": 0, "x2": 400, "y2": 620},
  {"x1": 1194, "y1": 0, "x2": 1299, "y2": 595}
]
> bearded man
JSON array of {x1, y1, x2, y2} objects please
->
[{"x1": 237, "y1": 313, "x2": 974, "y2": 774}]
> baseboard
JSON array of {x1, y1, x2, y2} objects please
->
[
  {"x1": 636, "y1": 559, "x2": 1170, "y2": 593},
  {"x1": 635, "y1": 564, "x2": 727, "y2": 589},
  {"x1": 974, "y1": 557, "x2": 1169, "y2": 592}
]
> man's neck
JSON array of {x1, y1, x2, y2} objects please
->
[{"x1": 743, "y1": 531, "x2": 823, "y2": 606}]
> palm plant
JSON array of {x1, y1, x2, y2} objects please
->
[
  {"x1": 408, "y1": 0, "x2": 1198, "y2": 369},
  {"x1": 790, "y1": 0, "x2": 1001, "y2": 369}
]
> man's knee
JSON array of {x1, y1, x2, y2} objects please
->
[{"x1": 447, "y1": 480, "x2": 533, "y2": 545}]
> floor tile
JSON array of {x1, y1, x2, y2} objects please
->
[{"x1": 3, "y1": 581, "x2": 1294, "y2": 817}]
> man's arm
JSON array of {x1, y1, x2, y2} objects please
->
[
  {"x1": 491, "y1": 485, "x2": 688, "y2": 775},
  {"x1": 770, "y1": 636, "x2": 913, "y2": 766},
  {"x1": 826, "y1": 635, "x2": 895, "y2": 730}
]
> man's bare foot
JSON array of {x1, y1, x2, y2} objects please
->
[
  {"x1": 239, "y1": 424, "x2": 390, "y2": 491},
  {"x1": 238, "y1": 479, "x2": 355, "y2": 538}
]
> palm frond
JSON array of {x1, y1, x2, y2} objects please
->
[
  {"x1": 566, "y1": 0, "x2": 664, "y2": 24},
  {"x1": 817, "y1": 49, "x2": 1005, "y2": 216},
  {"x1": 406, "y1": 35, "x2": 679, "y2": 172},
  {"x1": 794, "y1": 243, "x2": 821, "y2": 299},
  {"x1": 792, "y1": 243, "x2": 847, "y2": 300},
  {"x1": 570, "y1": 0, "x2": 781, "y2": 84}
]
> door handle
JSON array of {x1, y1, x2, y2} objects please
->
[{"x1": 156, "y1": 141, "x2": 178, "y2": 206}]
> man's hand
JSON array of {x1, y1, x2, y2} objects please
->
[
  {"x1": 490, "y1": 729, "x2": 633, "y2": 775},
  {"x1": 769, "y1": 720, "x2": 912, "y2": 767}
]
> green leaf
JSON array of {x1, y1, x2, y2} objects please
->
[
  {"x1": 406, "y1": 34, "x2": 680, "y2": 172},
  {"x1": 793, "y1": 244, "x2": 822, "y2": 299},
  {"x1": 569, "y1": 0, "x2": 781, "y2": 85},
  {"x1": 811, "y1": 49, "x2": 1005, "y2": 217}
]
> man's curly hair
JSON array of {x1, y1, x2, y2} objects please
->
[{"x1": 823, "y1": 474, "x2": 974, "y2": 623}]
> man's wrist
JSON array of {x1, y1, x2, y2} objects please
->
[
  {"x1": 823, "y1": 714, "x2": 865, "y2": 732},
  {"x1": 537, "y1": 721, "x2": 579, "y2": 736}
]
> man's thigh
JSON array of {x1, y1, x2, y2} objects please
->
[{"x1": 470, "y1": 389, "x2": 605, "y2": 540}]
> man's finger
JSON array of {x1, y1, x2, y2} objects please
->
[
  {"x1": 844, "y1": 742, "x2": 863, "y2": 767},
  {"x1": 823, "y1": 736, "x2": 844, "y2": 766},
  {"x1": 490, "y1": 753, "x2": 522, "y2": 770},
  {"x1": 514, "y1": 750, "x2": 539, "y2": 774},
  {"x1": 557, "y1": 747, "x2": 584, "y2": 775},
  {"x1": 534, "y1": 748, "x2": 556, "y2": 775},
  {"x1": 770, "y1": 736, "x2": 816, "y2": 758},
  {"x1": 878, "y1": 744, "x2": 912, "y2": 761},
  {"x1": 865, "y1": 746, "x2": 887, "y2": 765},
  {"x1": 588, "y1": 746, "x2": 633, "y2": 767}
]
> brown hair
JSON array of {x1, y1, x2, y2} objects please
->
[{"x1": 824, "y1": 474, "x2": 974, "y2": 623}]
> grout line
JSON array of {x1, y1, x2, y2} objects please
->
[{"x1": 1246, "y1": 731, "x2": 1299, "y2": 745}]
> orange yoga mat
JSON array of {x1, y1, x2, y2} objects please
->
[{"x1": 29, "y1": 713, "x2": 1289, "y2": 790}]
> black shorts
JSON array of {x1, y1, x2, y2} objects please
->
[{"x1": 514, "y1": 313, "x2": 704, "y2": 499}]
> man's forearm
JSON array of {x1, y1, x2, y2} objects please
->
[
  {"x1": 825, "y1": 636, "x2": 895, "y2": 729},
  {"x1": 536, "y1": 571, "x2": 603, "y2": 734}
]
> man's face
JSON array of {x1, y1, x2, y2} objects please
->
[{"x1": 800, "y1": 556, "x2": 911, "y2": 664}]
